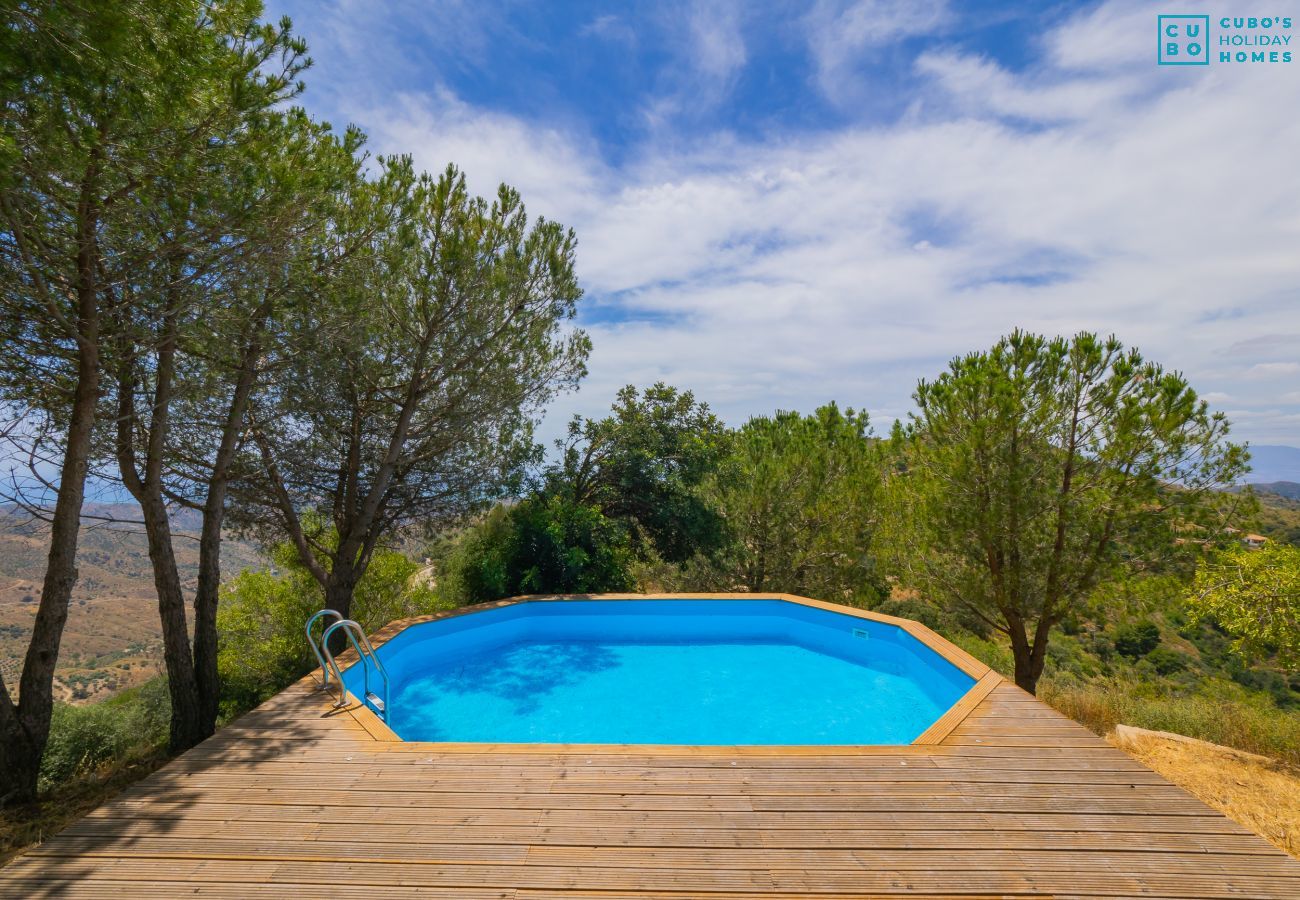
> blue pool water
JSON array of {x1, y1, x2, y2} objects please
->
[{"x1": 341, "y1": 599, "x2": 973, "y2": 745}]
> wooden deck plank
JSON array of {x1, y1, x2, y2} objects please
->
[
  {"x1": 57, "y1": 818, "x2": 1280, "y2": 853},
  {"x1": 79, "y1": 802, "x2": 1256, "y2": 835}
]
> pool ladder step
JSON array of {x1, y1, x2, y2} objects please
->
[{"x1": 305, "y1": 609, "x2": 392, "y2": 722}]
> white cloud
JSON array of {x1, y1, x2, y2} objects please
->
[
  {"x1": 638, "y1": 1, "x2": 750, "y2": 129},
  {"x1": 1045, "y1": 0, "x2": 1163, "y2": 72},
  {"x1": 359, "y1": 91, "x2": 605, "y2": 227},
  {"x1": 580, "y1": 15, "x2": 638, "y2": 47},
  {"x1": 806, "y1": 0, "x2": 949, "y2": 102},
  {"x1": 689, "y1": 2, "x2": 747, "y2": 82},
  {"x1": 1246, "y1": 362, "x2": 1300, "y2": 378},
  {"x1": 915, "y1": 51, "x2": 1148, "y2": 122}
]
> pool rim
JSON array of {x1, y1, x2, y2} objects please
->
[{"x1": 324, "y1": 592, "x2": 1003, "y2": 751}]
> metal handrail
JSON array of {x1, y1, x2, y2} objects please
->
[
  {"x1": 305, "y1": 608, "x2": 343, "y2": 689},
  {"x1": 321, "y1": 619, "x2": 391, "y2": 721}
]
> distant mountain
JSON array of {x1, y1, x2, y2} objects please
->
[
  {"x1": 1251, "y1": 481, "x2": 1300, "y2": 501},
  {"x1": 1243, "y1": 445, "x2": 1300, "y2": 485}
]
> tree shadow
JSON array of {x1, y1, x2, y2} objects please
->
[
  {"x1": 434, "y1": 640, "x2": 619, "y2": 714},
  {"x1": 0, "y1": 679, "x2": 354, "y2": 897},
  {"x1": 396, "y1": 641, "x2": 621, "y2": 740}
]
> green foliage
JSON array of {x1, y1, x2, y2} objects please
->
[
  {"x1": 440, "y1": 497, "x2": 635, "y2": 604},
  {"x1": 1255, "y1": 489, "x2": 1300, "y2": 546},
  {"x1": 701, "y1": 404, "x2": 885, "y2": 605},
  {"x1": 1189, "y1": 543, "x2": 1300, "y2": 669},
  {"x1": 1114, "y1": 621, "x2": 1162, "y2": 659},
  {"x1": 38, "y1": 678, "x2": 170, "y2": 794},
  {"x1": 217, "y1": 541, "x2": 443, "y2": 712},
  {"x1": 947, "y1": 632, "x2": 1017, "y2": 679},
  {"x1": 435, "y1": 383, "x2": 726, "y2": 605},
  {"x1": 884, "y1": 330, "x2": 1248, "y2": 692},
  {"x1": 551, "y1": 383, "x2": 731, "y2": 563},
  {"x1": 1145, "y1": 646, "x2": 1192, "y2": 675},
  {"x1": 872, "y1": 597, "x2": 943, "y2": 631},
  {"x1": 241, "y1": 158, "x2": 590, "y2": 618},
  {"x1": 507, "y1": 497, "x2": 637, "y2": 595},
  {"x1": 436, "y1": 506, "x2": 515, "y2": 604}
]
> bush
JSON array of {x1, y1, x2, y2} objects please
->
[
  {"x1": 948, "y1": 632, "x2": 1016, "y2": 679},
  {"x1": 217, "y1": 542, "x2": 444, "y2": 716},
  {"x1": 1144, "y1": 646, "x2": 1191, "y2": 675},
  {"x1": 1088, "y1": 633, "x2": 1116, "y2": 663},
  {"x1": 1231, "y1": 666, "x2": 1300, "y2": 709},
  {"x1": 1114, "y1": 620, "x2": 1161, "y2": 658},
  {"x1": 39, "y1": 676, "x2": 170, "y2": 794},
  {"x1": 439, "y1": 497, "x2": 635, "y2": 605}
]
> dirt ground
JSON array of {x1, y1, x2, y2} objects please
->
[{"x1": 1110, "y1": 724, "x2": 1300, "y2": 859}]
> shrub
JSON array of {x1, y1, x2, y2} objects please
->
[
  {"x1": 39, "y1": 676, "x2": 170, "y2": 793},
  {"x1": 1231, "y1": 667, "x2": 1300, "y2": 709},
  {"x1": 948, "y1": 632, "x2": 1016, "y2": 679},
  {"x1": 439, "y1": 497, "x2": 635, "y2": 605},
  {"x1": 1114, "y1": 620, "x2": 1161, "y2": 658},
  {"x1": 1145, "y1": 646, "x2": 1191, "y2": 675},
  {"x1": 872, "y1": 597, "x2": 941, "y2": 630},
  {"x1": 507, "y1": 497, "x2": 636, "y2": 595}
]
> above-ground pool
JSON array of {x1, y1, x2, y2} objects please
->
[{"x1": 340, "y1": 598, "x2": 977, "y2": 745}]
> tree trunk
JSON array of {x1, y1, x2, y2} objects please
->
[
  {"x1": 191, "y1": 508, "x2": 224, "y2": 734},
  {"x1": 139, "y1": 494, "x2": 208, "y2": 751},
  {"x1": 1008, "y1": 623, "x2": 1043, "y2": 694},
  {"x1": 323, "y1": 562, "x2": 360, "y2": 654},
  {"x1": 192, "y1": 321, "x2": 265, "y2": 733},
  {"x1": 116, "y1": 303, "x2": 209, "y2": 753},
  {"x1": 0, "y1": 187, "x2": 101, "y2": 805},
  {"x1": 0, "y1": 366, "x2": 99, "y2": 804}
]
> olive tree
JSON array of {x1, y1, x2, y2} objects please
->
[
  {"x1": 549, "y1": 383, "x2": 731, "y2": 563},
  {"x1": 1189, "y1": 543, "x2": 1300, "y2": 669},
  {"x1": 887, "y1": 331, "x2": 1247, "y2": 693}
]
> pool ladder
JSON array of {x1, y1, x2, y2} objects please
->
[{"x1": 305, "y1": 609, "x2": 391, "y2": 722}]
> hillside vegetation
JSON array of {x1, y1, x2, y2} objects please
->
[
  {"x1": 0, "y1": 508, "x2": 261, "y2": 702},
  {"x1": 1256, "y1": 485, "x2": 1300, "y2": 544}
]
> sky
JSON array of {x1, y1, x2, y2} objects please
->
[{"x1": 263, "y1": 0, "x2": 1300, "y2": 447}]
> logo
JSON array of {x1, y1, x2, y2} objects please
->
[
  {"x1": 1158, "y1": 15, "x2": 1210, "y2": 64},
  {"x1": 1157, "y1": 15, "x2": 1293, "y2": 65}
]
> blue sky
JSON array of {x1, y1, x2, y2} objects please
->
[{"x1": 265, "y1": 0, "x2": 1300, "y2": 447}]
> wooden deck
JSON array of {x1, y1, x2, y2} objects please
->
[{"x1": 3, "y1": 676, "x2": 1299, "y2": 898}]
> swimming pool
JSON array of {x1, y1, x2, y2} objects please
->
[{"x1": 339, "y1": 598, "x2": 978, "y2": 745}]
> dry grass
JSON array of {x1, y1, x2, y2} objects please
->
[
  {"x1": 1041, "y1": 676, "x2": 1300, "y2": 765},
  {"x1": 1110, "y1": 725, "x2": 1300, "y2": 859}
]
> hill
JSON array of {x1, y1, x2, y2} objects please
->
[
  {"x1": 1253, "y1": 481, "x2": 1300, "y2": 501},
  {"x1": 1255, "y1": 489, "x2": 1300, "y2": 546},
  {"x1": 0, "y1": 505, "x2": 262, "y2": 703}
]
